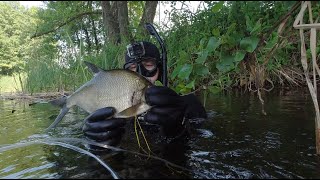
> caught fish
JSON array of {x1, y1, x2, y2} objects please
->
[{"x1": 47, "y1": 61, "x2": 153, "y2": 131}]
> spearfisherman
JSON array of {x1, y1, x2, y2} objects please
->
[{"x1": 82, "y1": 26, "x2": 207, "y2": 148}]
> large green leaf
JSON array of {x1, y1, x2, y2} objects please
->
[
  {"x1": 154, "y1": 80, "x2": 163, "y2": 86},
  {"x1": 177, "y1": 50, "x2": 188, "y2": 65},
  {"x1": 216, "y1": 55, "x2": 234, "y2": 72},
  {"x1": 199, "y1": 37, "x2": 206, "y2": 50},
  {"x1": 264, "y1": 32, "x2": 278, "y2": 50},
  {"x1": 234, "y1": 51, "x2": 246, "y2": 62},
  {"x1": 240, "y1": 37, "x2": 259, "y2": 53},
  {"x1": 185, "y1": 80, "x2": 195, "y2": 89},
  {"x1": 245, "y1": 15, "x2": 253, "y2": 32},
  {"x1": 206, "y1": 36, "x2": 221, "y2": 53},
  {"x1": 171, "y1": 64, "x2": 183, "y2": 79},
  {"x1": 178, "y1": 64, "x2": 193, "y2": 80},
  {"x1": 195, "y1": 50, "x2": 209, "y2": 64},
  {"x1": 194, "y1": 63, "x2": 210, "y2": 76}
]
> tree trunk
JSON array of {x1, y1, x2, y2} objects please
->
[
  {"x1": 90, "y1": 16, "x2": 100, "y2": 52},
  {"x1": 83, "y1": 25, "x2": 91, "y2": 53},
  {"x1": 75, "y1": 31, "x2": 81, "y2": 48},
  {"x1": 101, "y1": 1, "x2": 158, "y2": 44},
  {"x1": 88, "y1": 1, "x2": 99, "y2": 52},
  {"x1": 101, "y1": 1, "x2": 120, "y2": 44},
  {"x1": 117, "y1": 1, "x2": 133, "y2": 43},
  {"x1": 137, "y1": 1, "x2": 158, "y2": 38}
]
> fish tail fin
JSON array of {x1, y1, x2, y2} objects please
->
[
  {"x1": 49, "y1": 96, "x2": 67, "y2": 108},
  {"x1": 45, "y1": 105, "x2": 70, "y2": 132}
]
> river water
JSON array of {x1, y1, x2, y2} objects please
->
[{"x1": 0, "y1": 88, "x2": 319, "y2": 179}]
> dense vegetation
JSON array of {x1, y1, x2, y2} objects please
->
[{"x1": 0, "y1": 1, "x2": 318, "y2": 96}]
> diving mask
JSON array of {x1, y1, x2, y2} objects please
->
[{"x1": 123, "y1": 57, "x2": 158, "y2": 77}]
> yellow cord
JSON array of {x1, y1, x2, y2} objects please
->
[
  {"x1": 133, "y1": 114, "x2": 156, "y2": 157},
  {"x1": 134, "y1": 115, "x2": 141, "y2": 148},
  {"x1": 134, "y1": 115, "x2": 148, "y2": 155},
  {"x1": 136, "y1": 117, "x2": 153, "y2": 157}
]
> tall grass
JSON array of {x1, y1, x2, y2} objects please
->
[
  {"x1": 23, "y1": 34, "x2": 127, "y2": 94},
  {"x1": 0, "y1": 73, "x2": 26, "y2": 93}
]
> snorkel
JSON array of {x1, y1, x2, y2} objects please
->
[{"x1": 144, "y1": 23, "x2": 168, "y2": 87}]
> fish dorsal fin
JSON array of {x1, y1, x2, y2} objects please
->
[
  {"x1": 114, "y1": 103, "x2": 151, "y2": 118},
  {"x1": 84, "y1": 61, "x2": 102, "y2": 74}
]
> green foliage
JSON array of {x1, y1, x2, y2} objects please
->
[
  {"x1": 36, "y1": 1, "x2": 103, "y2": 53},
  {"x1": 240, "y1": 37, "x2": 259, "y2": 53},
  {"x1": 0, "y1": 2, "x2": 37, "y2": 75},
  {"x1": 164, "y1": 1, "x2": 306, "y2": 95},
  {"x1": 0, "y1": 73, "x2": 25, "y2": 93},
  {"x1": 2, "y1": 1, "x2": 318, "y2": 96}
]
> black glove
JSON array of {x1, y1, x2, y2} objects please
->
[
  {"x1": 181, "y1": 93, "x2": 207, "y2": 119},
  {"x1": 82, "y1": 107, "x2": 126, "y2": 149},
  {"x1": 144, "y1": 86, "x2": 187, "y2": 137}
]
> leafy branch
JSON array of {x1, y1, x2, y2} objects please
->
[{"x1": 31, "y1": 10, "x2": 102, "y2": 38}]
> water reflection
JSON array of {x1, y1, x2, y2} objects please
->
[{"x1": 1, "y1": 88, "x2": 320, "y2": 178}]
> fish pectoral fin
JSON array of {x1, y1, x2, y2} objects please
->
[
  {"x1": 45, "y1": 106, "x2": 70, "y2": 132},
  {"x1": 114, "y1": 103, "x2": 150, "y2": 118}
]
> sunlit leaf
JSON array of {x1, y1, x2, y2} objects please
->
[
  {"x1": 185, "y1": 80, "x2": 195, "y2": 89},
  {"x1": 211, "y1": 1, "x2": 224, "y2": 13},
  {"x1": 212, "y1": 28, "x2": 220, "y2": 37},
  {"x1": 154, "y1": 80, "x2": 163, "y2": 86}
]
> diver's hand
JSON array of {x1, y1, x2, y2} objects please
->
[
  {"x1": 82, "y1": 107, "x2": 126, "y2": 148},
  {"x1": 144, "y1": 86, "x2": 187, "y2": 137},
  {"x1": 181, "y1": 93, "x2": 207, "y2": 119}
]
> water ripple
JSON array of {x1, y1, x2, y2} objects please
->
[{"x1": 0, "y1": 163, "x2": 55, "y2": 179}]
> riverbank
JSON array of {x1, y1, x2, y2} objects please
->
[{"x1": 0, "y1": 91, "x2": 71, "y2": 101}]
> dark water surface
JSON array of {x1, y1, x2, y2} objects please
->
[{"x1": 1, "y1": 88, "x2": 320, "y2": 179}]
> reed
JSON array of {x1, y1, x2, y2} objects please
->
[
  {"x1": 23, "y1": 39, "x2": 128, "y2": 94},
  {"x1": 0, "y1": 74, "x2": 26, "y2": 93}
]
